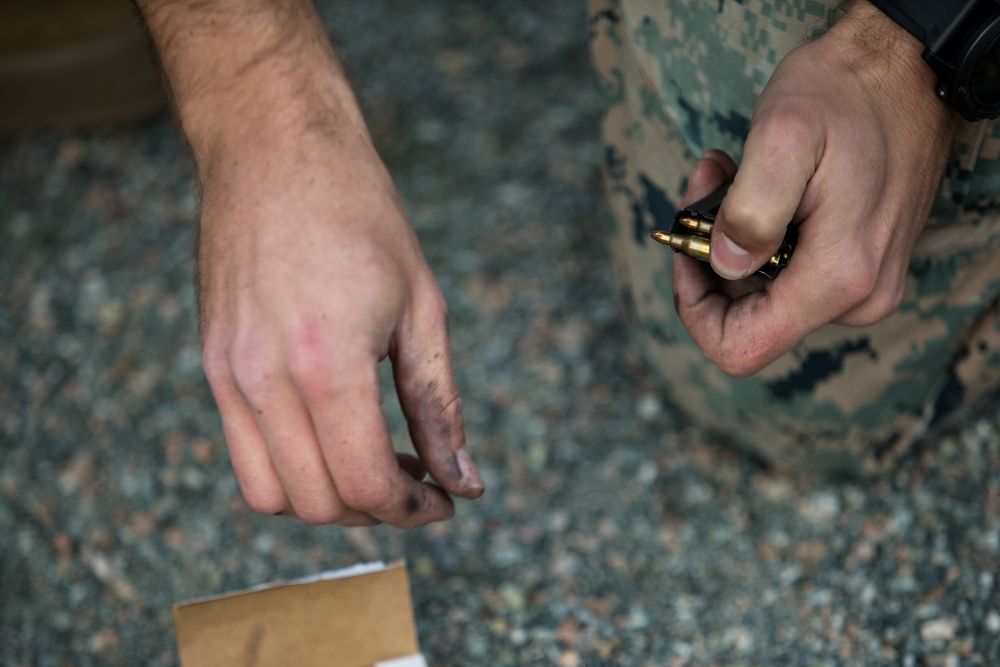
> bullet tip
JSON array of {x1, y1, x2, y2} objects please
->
[{"x1": 651, "y1": 230, "x2": 671, "y2": 245}]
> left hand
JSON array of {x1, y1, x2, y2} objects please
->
[{"x1": 673, "y1": 1, "x2": 959, "y2": 377}]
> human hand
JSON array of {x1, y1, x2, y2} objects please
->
[
  {"x1": 137, "y1": 0, "x2": 484, "y2": 527},
  {"x1": 672, "y1": 1, "x2": 959, "y2": 377},
  {"x1": 196, "y1": 125, "x2": 485, "y2": 527}
]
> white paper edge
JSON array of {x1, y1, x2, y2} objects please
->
[
  {"x1": 374, "y1": 654, "x2": 428, "y2": 667},
  {"x1": 293, "y1": 560, "x2": 389, "y2": 585},
  {"x1": 176, "y1": 560, "x2": 397, "y2": 606}
]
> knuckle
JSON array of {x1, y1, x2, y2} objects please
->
[
  {"x1": 865, "y1": 286, "x2": 902, "y2": 322},
  {"x1": 201, "y1": 341, "x2": 230, "y2": 388},
  {"x1": 411, "y1": 275, "x2": 451, "y2": 327},
  {"x1": 720, "y1": 197, "x2": 781, "y2": 248},
  {"x1": 839, "y1": 263, "x2": 880, "y2": 310},
  {"x1": 285, "y1": 323, "x2": 327, "y2": 376},
  {"x1": 286, "y1": 349, "x2": 328, "y2": 396},
  {"x1": 242, "y1": 488, "x2": 286, "y2": 517},
  {"x1": 419, "y1": 280, "x2": 449, "y2": 314},
  {"x1": 845, "y1": 282, "x2": 904, "y2": 327},
  {"x1": 774, "y1": 112, "x2": 816, "y2": 149},
  {"x1": 229, "y1": 364, "x2": 269, "y2": 404},
  {"x1": 283, "y1": 323, "x2": 366, "y2": 399},
  {"x1": 227, "y1": 335, "x2": 276, "y2": 399},
  {"x1": 754, "y1": 104, "x2": 816, "y2": 149},
  {"x1": 338, "y1": 477, "x2": 397, "y2": 514},
  {"x1": 292, "y1": 502, "x2": 343, "y2": 526}
]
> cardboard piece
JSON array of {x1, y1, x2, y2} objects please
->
[{"x1": 173, "y1": 560, "x2": 423, "y2": 667}]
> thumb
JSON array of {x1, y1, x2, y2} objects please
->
[
  {"x1": 710, "y1": 116, "x2": 822, "y2": 280},
  {"x1": 392, "y1": 291, "x2": 485, "y2": 499}
]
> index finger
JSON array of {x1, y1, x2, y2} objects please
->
[{"x1": 675, "y1": 217, "x2": 865, "y2": 376}]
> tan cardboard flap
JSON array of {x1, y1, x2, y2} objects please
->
[{"x1": 173, "y1": 561, "x2": 420, "y2": 667}]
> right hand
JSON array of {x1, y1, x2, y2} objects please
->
[
  {"x1": 672, "y1": 2, "x2": 957, "y2": 377},
  {"x1": 196, "y1": 122, "x2": 485, "y2": 527}
]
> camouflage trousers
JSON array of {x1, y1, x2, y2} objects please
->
[{"x1": 589, "y1": 0, "x2": 1000, "y2": 475}]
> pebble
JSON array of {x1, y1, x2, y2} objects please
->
[
  {"x1": 921, "y1": 617, "x2": 959, "y2": 642},
  {"x1": 634, "y1": 392, "x2": 662, "y2": 421},
  {"x1": 986, "y1": 611, "x2": 1000, "y2": 634}
]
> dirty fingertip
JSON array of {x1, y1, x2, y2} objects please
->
[{"x1": 456, "y1": 447, "x2": 485, "y2": 496}]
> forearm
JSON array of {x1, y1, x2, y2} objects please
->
[{"x1": 136, "y1": 0, "x2": 370, "y2": 175}]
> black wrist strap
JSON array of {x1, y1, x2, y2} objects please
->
[{"x1": 868, "y1": 0, "x2": 979, "y2": 51}]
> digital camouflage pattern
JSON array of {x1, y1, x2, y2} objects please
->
[{"x1": 589, "y1": 0, "x2": 1000, "y2": 475}]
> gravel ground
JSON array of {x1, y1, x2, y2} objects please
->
[{"x1": 2, "y1": 2, "x2": 999, "y2": 666}]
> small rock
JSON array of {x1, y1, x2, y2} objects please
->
[
  {"x1": 985, "y1": 610, "x2": 1000, "y2": 634},
  {"x1": 635, "y1": 393, "x2": 662, "y2": 421},
  {"x1": 798, "y1": 491, "x2": 841, "y2": 523},
  {"x1": 558, "y1": 650, "x2": 581, "y2": 667},
  {"x1": 920, "y1": 617, "x2": 958, "y2": 642}
]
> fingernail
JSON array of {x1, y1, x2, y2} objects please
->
[
  {"x1": 711, "y1": 233, "x2": 754, "y2": 280},
  {"x1": 456, "y1": 447, "x2": 485, "y2": 492}
]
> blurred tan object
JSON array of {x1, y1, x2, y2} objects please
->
[
  {"x1": 173, "y1": 561, "x2": 427, "y2": 667},
  {"x1": 0, "y1": 0, "x2": 166, "y2": 131}
]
